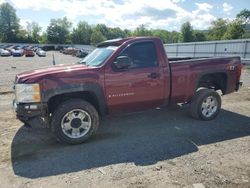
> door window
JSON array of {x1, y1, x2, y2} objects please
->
[{"x1": 120, "y1": 42, "x2": 158, "y2": 69}]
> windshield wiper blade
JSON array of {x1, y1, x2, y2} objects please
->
[{"x1": 77, "y1": 60, "x2": 87, "y2": 64}]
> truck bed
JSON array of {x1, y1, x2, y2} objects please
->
[{"x1": 169, "y1": 56, "x2": 241, "y2": 103}]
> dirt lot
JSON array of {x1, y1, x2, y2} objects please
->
[{"x1": 0, "y1": 53, "x2": 249, "y2": 188}]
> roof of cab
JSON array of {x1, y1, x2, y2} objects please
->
[
  {"x1": 97, "y1": 38, "x2": 134, "y2": 47},
  {"x1": 97, "y1": 37, "x2": 159, "y2": 47}
]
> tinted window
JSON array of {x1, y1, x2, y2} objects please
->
[{"x1": 121, "y1": 42, "x2": 158, "y2": 68}]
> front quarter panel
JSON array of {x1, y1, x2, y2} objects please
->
[{"x1": 39, "y1": 68, "x2": 107, "y2": 115}]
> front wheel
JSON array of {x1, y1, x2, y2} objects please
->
[
  {"x1": 51, "y1": 99, "x2": 99, "y2": 144},
  {"x1": 189, "y1": 89, "x2": 221, "y2": 120}
]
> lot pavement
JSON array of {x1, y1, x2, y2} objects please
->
[
  {"x1": 0, "y1": 53, "x2": 249, "y2": 188},
  {"x1": 0, "y1": 51, "x2": 78, "y2": 93}
]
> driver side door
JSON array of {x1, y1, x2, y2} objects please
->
[{"x1": 104, "y1": 41, "x2": 165, "y2": 113}]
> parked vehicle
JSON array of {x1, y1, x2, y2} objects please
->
[
  {"x1": 71, "y1": 48, "x2": 79, "y2": 56},
  {"x1": 55, "y1": 46, "x2": 65, "y2": 51},
  {"x1": 21, "y1": 45, "x2": 29, "y2": 50},
  {"x1": 10, "y1": 48, "x2": 16, "y2": 55},
  {"x1": 42, "y1": 45, "x2": 55, "y2": 51},
  {"x1": 59, "y1": 46, "x2": 69, "y2": 53},
  {"x1": 32, "y1": 46, "x2": 40, "y2": 52},
  {"x1": 76, "y1": 49, "x2": 88, "y2": 58},
  {"x1": 0, "y1": 49, "x2": 11, "y2": 56},
  {"x1": 13, "y1": 37, "x2": 243, "y2": 144},
  {"x1": 2, "y1": 44, "x2": 12, "y2": 49},
  {"x1": 12, "y1": 49, "x2": 24, "y2": 57},
  {"x1": 63, "y1": 47, "x2": 76, "y2": 55},
  {"x1": 25, "y1": 49, "x2": 35, "y2": 57},
  {"x1": 6, "y1": 45, "x2": 15, "y2": 53},
  {"x1": 36, "y1": 49, "x2": 46, "y2": 57}
]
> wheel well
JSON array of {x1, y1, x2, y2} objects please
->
[
  {"x1": 48, "y1": 91, "x2": 100, "y2": 115},
  {"x1": 197, "y1": 73, "x2": 227, "y2": 94}
]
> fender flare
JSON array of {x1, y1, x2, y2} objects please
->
[
  {"x1": 41, "y1": 83, "x2": 107, "y2": 116},
  {"x1": 194, "y1": 70, "x2": 229, "y2": 94}
]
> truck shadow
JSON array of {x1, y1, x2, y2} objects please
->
[{"x1": 11, "y1": 105, "x2": 250, "y2": 178}]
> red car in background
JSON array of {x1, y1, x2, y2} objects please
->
[{"x1": 25, "y1": 49, "x2": 35, "y2": 57}]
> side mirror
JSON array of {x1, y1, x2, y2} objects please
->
[{"x1": 113, "y1": 55, "x2": 132, "y2": 70}]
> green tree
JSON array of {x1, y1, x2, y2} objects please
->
[
  {"x1": 133, "y1": 25, "x2": 153, "y2": 36},
  {"x1": 95, "y1": 24, "x2": 110, "y2": 39},
  {"x1": 71, "y1": 21, "x2": 92, "y2": 44},
  {"x1": 237, "y1": 9, "x2": 250, "y2": 38},
  {"x1": 26, "y1": 21, "x2": 42, "y2": 43},
  {"x1": 222, "y1": 20, "x2": 245, "y2": 39},
  {"x1": 0, "y1": 3, "x2": 20, "y2": 42},
  {"x1": 169, "y1": 31, "x2": 181, "y2": 43},
  {"x1": 124, "y1": 29, "x2": 132, "y2": 37},
  {"x1": 237, "y1": 9, "x2": 250, "y2": 24},
  {"x1": 152, "y1": 29, "x2": 171, "y2": 43},
  {"x1": 47, "y1": 17, "x2": 72, "y2": 44},
  {"x1": 180, "y1": 22, "x2": 193, "y2": 42},
  {"x1": 0, "y1": 32, "x2": 3, "y2": 41},
  {"x1": 16, "y1": 29, "x2": 29, "y2": 43},
  {"x1": 90, "y1": 29, "x2": 106, "y2": 45},
  {"x1": 193, "y1": 30, "x2": 206, "y2": 42},
  {"x1": 40, "y1": 32, "x2": 48, "y2": 43},
  {"x1": 208, "y1": 19, "x2": 228, "y2": 40},
  {"x1": 108, "y1": 27, "x2": 126, "y2": 39}
]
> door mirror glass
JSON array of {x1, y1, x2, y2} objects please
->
[{"x1": 113, "y1": 55, "x2": 132, "y2": 70}]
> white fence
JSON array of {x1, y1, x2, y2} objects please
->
[{"x1": 164, "y1": 39, "x2": 250, "y2": 59}]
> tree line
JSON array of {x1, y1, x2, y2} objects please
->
[{"x1": 0, "y1": 2, "x2": 249, "y2": 45}]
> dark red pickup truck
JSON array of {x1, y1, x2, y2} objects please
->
[{"x1": 14, "y1": 37, "x2": 243, "y2": 144}]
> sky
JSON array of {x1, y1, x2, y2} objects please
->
[{"x1": 1, "y1": 0, "x2": 249, "y2": 31}]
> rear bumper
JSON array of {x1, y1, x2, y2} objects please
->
[{"x1": 13, "y1": 101, "x2": 47, "y2": 122}]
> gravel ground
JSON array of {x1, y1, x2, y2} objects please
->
[{"x1": 0, "y1": 53, "x2": 249, "y2": 188}]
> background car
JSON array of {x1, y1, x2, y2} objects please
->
[
  {"x1": 42, "y1": 45, "x2": 55, "y2": 51},
  {"x1": 62, "y1": 47, "x2": 76, "y2": 55},
  {"x1": 25, "y1": 49, "x2": 35, "y2": 57},
  {"x1": 0, "y1": 49, "x2": 11, "y2": 56},
  {"x1": 76, "y1": 49, "x2": 88, "y2": 58},
  {"x1": 36, "y1": 48, "x2": 46, "y2": 57},
  {"x1": 59, "y1": 46, "x2": 69, "y2": 53},
  {"x1": 12, "y1": 49, "x2": 24, "y2": 57}
]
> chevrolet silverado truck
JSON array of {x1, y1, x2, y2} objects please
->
[{"x1": 13, "y1": 37, "x2": 243, "y2": 144}]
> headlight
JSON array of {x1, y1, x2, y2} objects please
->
[{"x1": 15, "y1": 84, "x2": 41, "y2": 103}]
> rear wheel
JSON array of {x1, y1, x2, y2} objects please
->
[
  {"x1": 51, "y1": 99, "x2": 99, "y2": 144},
  {"x1": 189, "y1": 89, "x2": 221, "y2": 120}
]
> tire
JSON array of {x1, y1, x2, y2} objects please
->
[
  {"x1": 189, "y1": 89, "x2": 221, "y2": 121},
  {"x1": 51, "y1": 99, "x2": 99, "y2": 144}
]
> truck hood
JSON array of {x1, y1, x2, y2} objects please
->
[{"x1": 16, "y1": 63, "x2": 95, "y2": 83}]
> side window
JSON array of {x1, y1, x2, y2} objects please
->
[{"x1": 121, "y1": 42, "x2": 158, "y2": 69}]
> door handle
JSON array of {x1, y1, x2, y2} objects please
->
[{"x1": 148, "y1": 72, "x2": 161, "y2": 79}]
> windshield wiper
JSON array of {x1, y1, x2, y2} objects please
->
[{"x1": 77, "y1": 60, "x2": 87, "y2": 64}]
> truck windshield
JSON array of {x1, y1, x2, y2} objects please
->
[{"x1": 78, "y1": 46, "x2": 117, "y2": 66}]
